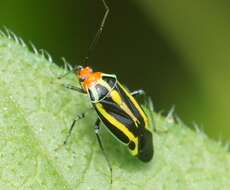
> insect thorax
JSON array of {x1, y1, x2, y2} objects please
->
[{"x1": 87, "y1": 73, "x2": 117, "y2": 103}]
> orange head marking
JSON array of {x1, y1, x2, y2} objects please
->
[
  {"x1": 76, "y1": 66, "x2": 102, "y2": 91},
  {"x1": 79, "y1": 66, "x2": 93, "y2": 81}
]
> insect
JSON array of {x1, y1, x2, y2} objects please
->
[{"x1": 59, "y1": 0, "x2": 154, "y2": 183}]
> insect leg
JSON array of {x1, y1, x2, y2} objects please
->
[
  {"x1": 131, "y1": 89, "x2": 145, "y2": 97},
  {"x1": 95, "y1": 118, "x2": 113, "y2": 184},
  {"x1": 55, "y1": 112, "x2": 86, "y2": 151},
  {"x1": 63, "y1": 113, "x2": 86, "y2": 145},
  {"x1": 63, "y1": 84, "x2": 85, "y2": 94}
]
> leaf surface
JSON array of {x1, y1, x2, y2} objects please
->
[{"x1": 0, "y1": 34, "x2": 230, "y2": 190}]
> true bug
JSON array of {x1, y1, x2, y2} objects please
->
[{"x1": 59, "y1": 0, "x2": 154, "y2": 183}]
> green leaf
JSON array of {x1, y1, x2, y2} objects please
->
[{"x1": 0, "y1": 32, "x2": 230, "y2": 190}]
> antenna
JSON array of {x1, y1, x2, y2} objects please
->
[
  {"x1": 58, "y1": 0, "x2": 110, "y2": 79},
  {"x1": 82, "y1": 0, "x2": 109, "y2": 66}
]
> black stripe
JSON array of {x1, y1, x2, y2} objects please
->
[
  {"x1": 102, "y1": 75, "x2": 116, "y2": 89},
  {"x1": 115, "y1": 83, "x2": 146, "y2": 130},
  {"x1": 94, "y1": 105, "x2": 130, "y2": 144},
  {"x1": 100, "y1": 97, "x2": 139, "y2": 137},
  {"x1": 89, "y1": 84, "x2": 109, "y2": 101}
]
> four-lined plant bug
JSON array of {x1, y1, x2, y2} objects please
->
[
  {"x1": 78, "y1": 66, "x2": 154, "y2": 161},
  {"x1": 62, "y1": 65, "x2": 154, "y2": 184},
  {"x1": 57, "y1": 0, "x2": 154, "y2": 184}
]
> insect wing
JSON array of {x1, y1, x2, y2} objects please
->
[{"x1": 94, "y1": 81, "x2": 152, "y2": 158}]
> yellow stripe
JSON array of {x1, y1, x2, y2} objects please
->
[
  {"x1": 130, "y1": 146, "x2": 138, "y2": 156},
  {"x1": 118, "y1": 82, "x2": 149, "y2": 128},
  {"x1": 96, "y1": 103, "x2": 135, "y2": 140},
  {"x1": 96, "y1": 103, "x2": 138, "y2": 155},
  {"x1": 110, "y1": 90, "x2": 140, "y2": 126},
  {"x1": 98, "y1": 78, "x2": 113, "y2": 91}
]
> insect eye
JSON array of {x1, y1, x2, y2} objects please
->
[{"x1": 76, "y1": 65, "x2": 83, "y2": 71}]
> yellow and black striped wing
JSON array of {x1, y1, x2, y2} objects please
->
[{"x1": 94, "y1": 82, "x2": 153, "y2": 161}]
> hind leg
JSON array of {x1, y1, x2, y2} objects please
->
[
  {"x1": 131, "y1": 89, "x2": 145, "y2": 97},
  {"x1": 94, "y1": 118, "x2": 113, "y2": 184}
]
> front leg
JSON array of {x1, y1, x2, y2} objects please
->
[{"x1": 63, "y1": 84, "x2": 86, "y2": 94}]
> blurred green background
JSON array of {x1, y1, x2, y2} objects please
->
[{"x1": 0, "y1": 0, "x2": 230, "y2": 141}]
